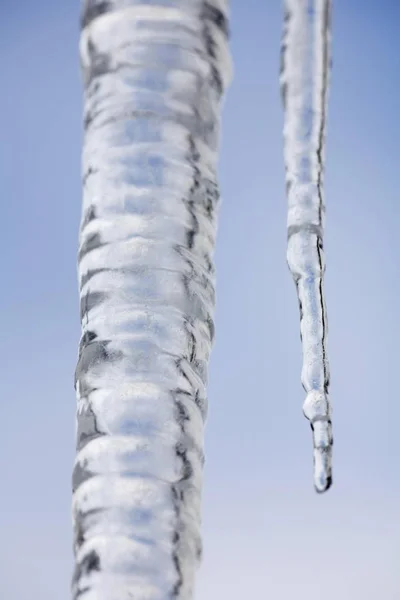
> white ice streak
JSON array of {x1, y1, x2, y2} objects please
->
[
  {"x1": 73, "y1": 1, "x2": 232, "y2": 598},
  {"x1": 280, "y1": 0, "x2": 333, "y2": 492}
]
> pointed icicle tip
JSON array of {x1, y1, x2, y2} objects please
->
[
  {"x1": 303, "y1": 391, "x2": 333, "y2": 492},
  {"x1": 313, "y1": 446, "x2": 333, "y2": 493}
]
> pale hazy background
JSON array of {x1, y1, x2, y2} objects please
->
[{"x1": 1, "y1": 1, "x2": 399, "y2": 598}]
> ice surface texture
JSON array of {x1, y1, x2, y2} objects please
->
[
  {"x1": 280, "y1": 0, "x2": 333, "y2": 492},
  {"x1": 73, "y1": 1, "x2": 232, "y2": 598}
]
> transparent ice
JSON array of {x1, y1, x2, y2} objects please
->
[
  {"x1": 73, "y1": 1, "x2": 232, "y2": 598},
  {"x1": 280, "y1": 0, "x2": 333, "y2": 493}
]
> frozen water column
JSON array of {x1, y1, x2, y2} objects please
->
[
  {"x1": 280, "y1": 0, "x2": 333, "y2": 492},
  {"x1": 73, "y1": 1, "x2": 232, "y2": 599}
]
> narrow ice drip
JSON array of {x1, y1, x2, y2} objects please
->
[
  {"x1": 280, "y1": 0, "x2": 333, "y2": 492},
  {"x1": 73, "y1": 1, "x2": 232, "y2": 598}
]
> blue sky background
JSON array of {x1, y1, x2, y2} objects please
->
[{"x1": 1, "y1": 1, "x2": 399, "y2": 598}]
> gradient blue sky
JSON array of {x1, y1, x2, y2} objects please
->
[{"x1": 1, "y1": 1, "x2": 399, "y2": 598}]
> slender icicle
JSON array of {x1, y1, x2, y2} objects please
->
[
  {"x1": 280, "y1": 0, "x2": 333, "y2": 492},
  {"x1": 73, "y1": 2, "x2": 232, "y2": 598}
]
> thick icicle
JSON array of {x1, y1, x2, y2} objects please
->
[
  {"x1": 73, "y1": 2, "x2": 232, "y2": 598},
  {"x1": 280, "y1": 0, "x2": 333, "y2": 492}
]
